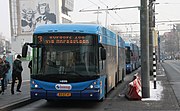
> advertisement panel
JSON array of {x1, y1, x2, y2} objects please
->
[
  {"x1": 153, "y1": 30, "x2": 159, "y2": 47},
  {"x1": 20, "y1": 0, "x2": 57, "y2": 34}
]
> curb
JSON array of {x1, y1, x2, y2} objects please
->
[{"x1": 0, "y1": 97, "x2": 39, "y2": 111}]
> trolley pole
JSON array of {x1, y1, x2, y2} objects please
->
[{"x1": 140, "y1": 0, "x2": 150, "y2": 98}]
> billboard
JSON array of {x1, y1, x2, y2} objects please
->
[
  {"x1": 20, "y1": 0, "x2": 57, "y2": 34},
  {"x1": 153, "y1": 30, "x2": 159, "y2": 47}
]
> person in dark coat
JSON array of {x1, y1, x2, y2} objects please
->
[
  {"x1": 11, "y1": 55, "x2": 23, "y2": 95},
  {"x1": 2, "y1": 55, "x2": 10, "y2": 90},
  {"x1": 0, "y1": 58, "x2": 5, "y2": 94},
  {"x1": 0, "y1": 58, "x2": 4, "y2": 79}
]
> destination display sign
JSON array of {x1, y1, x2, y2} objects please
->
[{"x1": 37, "y1": 35, "x2": 92, "y2": 45}]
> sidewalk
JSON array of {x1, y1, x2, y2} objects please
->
[
  {"x1": 107, "y1": 63, "x2": 180, "y2": 111},
  {"x1": 0, "y1": 81, "x2": 34, "y2": 111}
]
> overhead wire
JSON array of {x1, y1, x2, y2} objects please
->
[
  {"x1": 113, "y1": 0, "x2": 125, "y2": 8},
  {"x1": 98, "y1": 0, "x2": 108, "y2": 7},
  {"x1": 97, "y1": 0, "x2": 124, "y2": 25},
  {"x1": 80, "y1": 0, "x2": 138, "y2": 31},
  {"x1": 87, "y1": 0, "x2": 99, "y2": 7}
]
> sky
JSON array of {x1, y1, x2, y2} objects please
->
[
  {"x1": 69, "y1": 0, "x2": 180, "y2": 35},
  {"x1": 1, "y1": 0, "x2": 180, "y2": 41},
  {"x1": 0, "y1": 0, "x2": 10, "y2": 40}
]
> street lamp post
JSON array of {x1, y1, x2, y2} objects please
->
[
  {"x1": 178, "y1": 32, "x2": 180, "y2": 60},
  {"x1": 141, "y1": 0, "x2": 150, "y2": 98}
]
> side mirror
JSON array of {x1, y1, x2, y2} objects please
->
[
  {"x1": 22, "y1": 43, "x2": 28, "y2": 58},
  {"x1": 131, "y1": 51, "x2": 133, "y2": 56},
  {"x1": 101, "y1": 48, "x2": 106, "y2": 60}
]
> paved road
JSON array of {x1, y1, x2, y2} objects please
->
[
  {"x1": 162, "y1": 60, "x2": 180, "y2": 105},
  {"x1": 11, "y1": 65, "x2": 180, "y2": 111},
  {"x1": 11, "y1": 71, "x2": 137, "y2": 111}
]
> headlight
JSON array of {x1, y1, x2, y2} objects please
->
[
  {"x1": 35, "y1": 84, "x2": 38, "y2": 88},
  {"x1": 31, "y1": 80, "x2": 40, "y2": 89},
  {"x1": 127, "y1": 64, "x2": 131, "y2": 67},
  {"x1": 90, "y1": 85, "x2": 94, "y2": 89}
]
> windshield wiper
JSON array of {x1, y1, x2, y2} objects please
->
[{"x1": 66, "y1": 71, "x2": 84, "y2": 77}]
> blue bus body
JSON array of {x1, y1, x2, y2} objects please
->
[
  {"x1": 125, "y1": 42, "x2": 133, "y2": 73},
  {"x1": 31, "y1": 76, "x2": 106, "y2": 100},
  {"x1": 30, "y1": 24, "x2": 125, "y2": 101},
  {"x1": 125, "y1": 42, "x2": 140, "y2": 73}
]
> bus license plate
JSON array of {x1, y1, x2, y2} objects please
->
[{"x1": 57, "y1": 92, "x2": 71, "y2": 97}]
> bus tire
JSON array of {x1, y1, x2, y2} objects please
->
[
  {"x1": 122, "y1": 69, "x2": 125, "y2": 81},
  {"x1": 46, "y1": 99, "x2": 54, "y2": 103},
  {"x1": 99, "y1": 94, "x2": 105, "y2": 102},
  {"x1": 115, "y1": 72, "x2": 118, "y2": 87}
]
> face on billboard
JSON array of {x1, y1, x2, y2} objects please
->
[
  {"x1": 38, "y1": 2, "x2": 49, "y2": 15},
  {"x1": 26, "y1": 10, "x2": 34, "y2": 21},
  {"x1": 39, "y1": 4, "x2": 46, "y2": 14},
  {"x1": 20, "y1": 0, "x2": 57, "y2": 34}
]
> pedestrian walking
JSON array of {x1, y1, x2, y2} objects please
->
[
  {"x1": 0, "y1": 58, "x2": 3, "y2": 79},
  {"x1": 2, "y1": 55, "x2": 10, "y2": 89},
  {"x1": 28, "y1": 60, "x2": 32, "y2": 74},
  {"x1": 0, "y1": 57, "x2": 6, "y2": 94},
  {"x1": 11, "y1": 55, "x2": 23, "y2": 95}
]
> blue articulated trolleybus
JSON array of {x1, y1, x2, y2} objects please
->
[
  {"x1": 125, "y1": 42, "x2": 140, "y2": 74},
  {"x1": 22, "y1": 24, "x2": 125, "y2": 101},
  {"x1": 125, "y1": 42, "x2": 133, "y2": 73}
]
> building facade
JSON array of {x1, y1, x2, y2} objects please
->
[
  {"x1": 0, "y1": 34, "x2": 11, "y2": 55},
  {"x1": 9, "y1": 0, "x2": 74, "y2": 57},
  {"x1": 160, "y1": 25, "x2": 180, "y2": 60}
]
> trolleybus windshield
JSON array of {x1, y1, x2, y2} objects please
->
[{"x1": 32, "y1": 34, "x2": 99, "y2": 80}]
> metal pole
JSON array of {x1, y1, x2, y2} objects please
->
[
  {"x1": 97, "y1": 7, "x2": 100, "y2": 24},
  {"x1": 105, "y1": 6, "x2": 108, "y2": 27},
  {"x1": 153, "y1": 49, "x2": 157, "y2": 89},
  {"x1": 158, "y1": 33, "x2": 161, "y2": 62},
  {"x1": 140, "y1": 0, "x2": 150, "y2": 98},
  {"x1": 9, "y1": 0, "x2": 13, "y2": 42},
  {"x1": 178, "y1": 32, "x2": 180, "y2": 60},
  {"x1": 149, "y1": 0, "x2": 153, "y2": 76}
]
